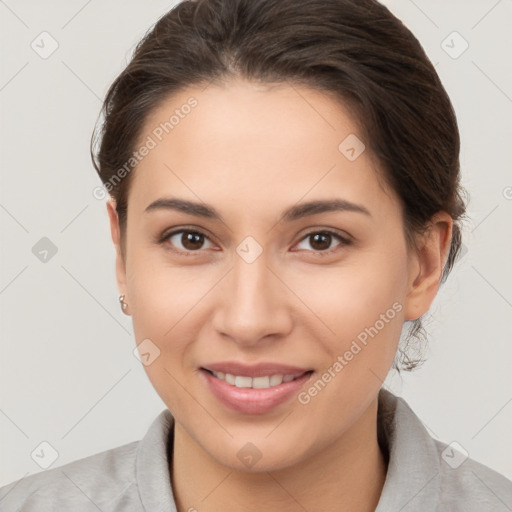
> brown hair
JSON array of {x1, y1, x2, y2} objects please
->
[{"x1": 91, "y1": 0, "x2": 467, "y2": 370}]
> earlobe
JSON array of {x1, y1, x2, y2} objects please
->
[{"x1": 403, "y1": 213, "x2": 453, "y2": 321}]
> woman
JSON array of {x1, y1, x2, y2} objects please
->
[{"x1": 1, "y1": 0, "x2": 511, "y2": 510}]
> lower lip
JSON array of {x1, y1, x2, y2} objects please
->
[{"x1": 200, "y1": 369, "x2": 313, "y2": 415}]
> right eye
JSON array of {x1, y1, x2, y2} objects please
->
[{"x1": 160, "y1": 229, "x2": 216, "y2": 255}]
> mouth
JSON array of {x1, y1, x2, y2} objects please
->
[{"x1": 199, "y1": 364, "x2": 314, "y2": 414}]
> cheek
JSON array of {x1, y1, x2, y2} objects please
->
[
  {"x1": 293, "y1": 261, "x2": 405, "y2": 430},
  {"x1": 125, "y1": 250, "x2": 218, "y2": 383},
  {"x1": 125, "y1": 251, "x2": 199, "y2": 415},
  {"x1": 286, "y1": 250, "x2": 408, "y2": 395},
  {"x1": 124, "y1": 250, "x2": 187, "y2": 368},
  {"x1": 294, "y1": 253, "x2": 406, "y2": 335},
  {"x1": 126, "y1": 246, "x2": 200, "y2": 333}
]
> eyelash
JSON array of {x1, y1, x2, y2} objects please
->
[{"x1": 158, "y1": 227, "x2": 352, "y2": 257}]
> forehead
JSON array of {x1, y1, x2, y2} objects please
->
[{"x1": 128, "y1": 79, "x2": 396, "y2": 220}]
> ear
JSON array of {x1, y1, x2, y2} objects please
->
[
  {"x1": 403, "y1": 212, "x2": 453, "y2": 321},
  {"x1": 106, "y1": 199, "x2": 130, "y2": 315}
]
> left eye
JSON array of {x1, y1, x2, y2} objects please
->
[{"x1": 295, "y1": 231, "x2": 349, "y2": 253}]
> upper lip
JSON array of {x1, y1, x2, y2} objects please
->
[{"x1": 201, "y1": 362, "x2": 313, "y2": 378}]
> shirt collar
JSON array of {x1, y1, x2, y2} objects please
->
[
  {"x1": 375, "y1": 388, "x2": 441, "y2": 511},
  {"x1": 136, "y1": 408, "x2": 177, "y2": 511}
]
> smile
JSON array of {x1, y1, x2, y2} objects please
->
[{"x1": 199, "y1": 365, "x2": 315, "y2": 414}]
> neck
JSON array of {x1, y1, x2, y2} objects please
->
[{"x1": 170, "y1": 396, "x2": 387, "y2": 512}]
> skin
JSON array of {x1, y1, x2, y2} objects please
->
[{"x1": 106, "y1": 78, "x2": 452, "y2": 512}]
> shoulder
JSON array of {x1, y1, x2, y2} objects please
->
[
  {"x1": 0, "y1": 440, "x2": 142, "y2": 512},
  {"x1": 432, "y1": 437, "x2": 512, "y2": 510},
  {"x1": 377, "y1": 389, "x2": 512, "y2": 511}
]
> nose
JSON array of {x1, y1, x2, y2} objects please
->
[{"x1": 212, "y1": 249, "x2": 293, "y2": 347}]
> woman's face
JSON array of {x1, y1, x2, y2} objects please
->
[{"x1": 108, "y1": 79, "x2": 430, "y2": 471}]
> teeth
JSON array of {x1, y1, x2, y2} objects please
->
[
  {"x1": 211, "y1": 371, "x2": 307, "y2": 388},
  {"x1": 234, "y1": 376, "x2": 252, "y2": 388},
  {"x1": 253, "y1": 376, "x2": 270, "y2": 388},
  {"x1": 269, "y1": 374, "x2": 283, "y2": 386}
]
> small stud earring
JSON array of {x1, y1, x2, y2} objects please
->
[{"x1": 119, "y1": 295, "x2": 128, "y2": 314}]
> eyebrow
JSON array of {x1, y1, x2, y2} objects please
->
[{"x1": 144, "y1": 197, "x2": 371, "y2": 222}]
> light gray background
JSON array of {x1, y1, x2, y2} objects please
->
[{"x1": 1, "y1": 0, "x2": 511, "y2": 487}]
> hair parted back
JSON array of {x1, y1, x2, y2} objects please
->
[{"x1": 91, "y1": 0, "x2": 467, "y2": 371}]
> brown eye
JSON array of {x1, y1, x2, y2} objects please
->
[
  {"x1": 309, "y1": 232, "x2": 333, "y2": 251},
  {"x1": 295, "y1": 230, "x2": 350, "y2": 253},
  {"x1": 164, "y1": 230, "x2": 214, "y2": 253}
]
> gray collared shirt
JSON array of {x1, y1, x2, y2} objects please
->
[{"x1": 1, "y1": 389, "x2": 511, "y2": 511}]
